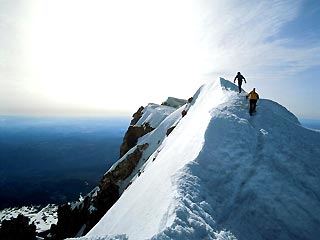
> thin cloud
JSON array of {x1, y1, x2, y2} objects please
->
[
  {"x1": 197, "y1": 0, "x2": 320, "y2": 79},
  {"x1": 0, "y1": 0, "x2": 319, "y2": 117}
]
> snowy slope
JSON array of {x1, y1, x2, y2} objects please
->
[
  {"x1": 73, "y1": 78, "x2": 320, "y2": 240},
  {"x1": 0, "y1": 204, "x2": 57, "y2": 233}
]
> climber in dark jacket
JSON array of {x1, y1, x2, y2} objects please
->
[
  {"x1": 246, "y1": 88, "x2": 259, "y2": 116},
  {"x1": 234, "y1": 72, "x2": 246, "y2": 93}
]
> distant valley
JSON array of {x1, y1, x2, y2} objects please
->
[{"x1": 0, "y1": 116, "x2": 130, "y2": 209}]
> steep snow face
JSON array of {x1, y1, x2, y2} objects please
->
[
  {"x1": 76, "y1": 78, "x2": 320, "y2": 240},
  {"x1": 194, "y1": 99, "x2": 319, "y2": 240}
]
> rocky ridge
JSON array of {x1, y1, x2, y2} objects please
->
[
  {"x1": 0, "y1": 97, "x2": 190, "y2": 240},
  {"x1": 47, "y1": 97, "x2": 189, "y2": 239}
]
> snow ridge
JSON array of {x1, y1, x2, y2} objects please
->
[{"x1": 74, "y1": 77, "x2": 320, "y2": 240}]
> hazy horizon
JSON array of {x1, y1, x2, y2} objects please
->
[{"x1": 0, "y1": 115, "x2": 130, "y2": 209}]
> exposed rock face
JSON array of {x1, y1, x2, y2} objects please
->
[
  {"x1": 161, "y1": 97, "x2": 187, "y2": 108},
  {"x1": 49, "y1": 142, "x2": 149, "y2": 239},
  {"x1": 0, "y1": 214, "x2": 36, "y2": 240},
  {"x1": 119, "y1": 106, "x2": 155, "y2": 158},
  {"x1": 181, "y1": 97, "x2": 193, "y2": 117},
  {"x1": 110, "y1": 144, "x2": 149, "y2": 181},
  {"x1": 120, "y1": 123, "x2": 154, "y2": 158},
  {"x1": 130, "y1": 106, "x2": 144, "y2": 126},
  {"x1": 181, "y1": 110, "x2": 187, "y2": 117},
  {"x1": 46, "y1": 105, "x2": 156, "y2": 239},
  {"x1": 2, "y1": 100, "x2": 181, "y2": 240},
  {"x1": 54, "y1": 189, "x2": 118, "y2": 239},
  {"x1": 50, "y1": 203, "x2": 84, "y2": 239},
  {"x1": 166, "y1": 126, "x2": 176, "y2": 136}
]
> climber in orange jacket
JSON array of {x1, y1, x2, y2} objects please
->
[{"x1": 246, "y1": 88, "x2": 259, "y2": 116}]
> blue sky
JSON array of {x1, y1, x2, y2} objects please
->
[
  {"x1": 277, "y1": 0, "x2": 320, "y2": 43},
  {"x1": 0, "y1": 0, "x2": 319, "y2": 119}
]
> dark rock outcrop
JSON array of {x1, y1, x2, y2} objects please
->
[
  {"x1": 130, "y1": 106, "x2": 144, "y2": 126},
  {"x1": 120, "y1": 123, "x2": 154, "y2": 157},
  {"x1": 46, "y1": 105, "x2": 157, "y2": 239},
  {"x1": 49, "y1": 143, "x2": 149, "y2": 239},
  {"x1": 110, "y1": 143, "x2": 149, "y2": 181},
  {"x1": 166, "y1": 126, "x2": 176, "y2": 136},
  {"x1": 0, "y1": 214, "x2": 36, "y2": 240},
  {"x1": 50, "y1": 204, "x2": 83, "y2": 239},
  {"x1": 181, "y1": 110, "x2": 187, "y2": 117},
  {"x1": 181, "y1": 97, "x2": 193, "y2": 117}
]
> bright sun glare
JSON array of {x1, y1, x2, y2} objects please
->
[{"x1": 23, "y1": 0, "x2": 205, "y2": 114}]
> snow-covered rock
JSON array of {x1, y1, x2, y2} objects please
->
[
  {"x1": 162, "y1": 97, "x2": 188, "y2": 109},
  {"x1": 48, "y1": 97, "x2": 185, "y2": 239},
  {"x1": 73, "y1": 78, "x2": 320, "y2": 240},
  {"x1": 120, "y1": 103, "x2": 181, "y2": 158},
  {"x1": 0, "y1": 204, "x2": 57, "y2": 233}
]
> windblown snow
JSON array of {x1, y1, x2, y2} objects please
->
[{"x1": 72, "y1": 78, "x2": 320, "y2": 240}]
